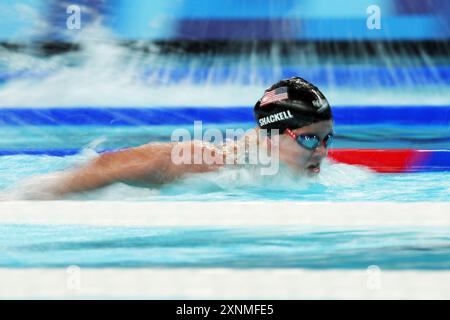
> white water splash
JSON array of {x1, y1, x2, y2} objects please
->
[{"x1": 1, "y1": 11, "x2": 449, "y2": 108}]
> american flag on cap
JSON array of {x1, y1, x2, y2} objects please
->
[{"x1": 260, "y1": 86, "x2": 288, "y2": 107}]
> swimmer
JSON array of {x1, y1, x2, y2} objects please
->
[{"x1": 17, "y1": 77, "x2": 334, "y2": 199}]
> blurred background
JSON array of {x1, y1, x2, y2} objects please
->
[
  {"x1": 0, "y1": 0, "x2": 449, "y2": 153},
  {"x1": 0, "y1": 0, "x2": 449, "y2": 106}
]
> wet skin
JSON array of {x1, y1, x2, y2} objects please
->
[{"x1": 14, "y1": 120, "x2": 333, "y2": 199}]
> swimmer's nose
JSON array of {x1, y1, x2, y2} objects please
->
[{"x1": 313, "y1": 143, "x2": 328, "y2": 159}]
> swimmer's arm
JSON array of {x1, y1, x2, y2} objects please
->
[
  {"x1": 45, "y1": 141, "x2": 219, "y2": 198},
  {"x1": 49, "y1": 144, "x2": 172, "y2": 197}
]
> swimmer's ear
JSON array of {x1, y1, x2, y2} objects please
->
[
  {"x1": 259, "y1": 129, "x2": 280, "y2": 147},
  {"x1": 267, "y1": 128, "x2": 281, "y2": 141},
  {"x1": 268, "y1": 132, "x2": 280, "y2": 147}
]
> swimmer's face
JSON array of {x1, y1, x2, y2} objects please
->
[{"x1": 277, "y1": 120, "x2": 333, "y2": 175}]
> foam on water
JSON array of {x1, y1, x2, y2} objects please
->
[
  {"x1": 56, "y1": 163, "x2": 450, "y2": 202},
  {"x1": 3, "y1": 151, "x2": 450, "y2": 201}
]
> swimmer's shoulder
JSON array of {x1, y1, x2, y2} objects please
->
[{"x1": 99, "y1": 140, "x2": 221, "y2": 183}]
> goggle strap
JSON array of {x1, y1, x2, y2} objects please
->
[{"x1": 284, "y1": 128, "x2": 297, "y2": 140}]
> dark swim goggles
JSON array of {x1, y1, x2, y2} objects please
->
[{"x1": 285, "y1": 128, "x2": 334, "y2": 150}]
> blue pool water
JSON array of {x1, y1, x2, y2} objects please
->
[
  {"x1": 0, "y1": 6, "x2": 449, "y2": 296},
  {"x1": 2, "y1": 123, "x2": 450, "y2": 151},
  {"x1": 2, "y1": 153, "x2": 450, "y2": 201},
  {"x1": 1, "y1": 32, "x2": 449, "y2": 274},
  {"x1": 1, "y1": 225, "x2": 450, "y2": 269},
  {"x1": 1, "y1": 122, "x2": 450, "y2": 201}
]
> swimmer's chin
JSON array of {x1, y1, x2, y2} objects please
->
[{"x1": 279, "y1": 163, "x2": 320, "y2": 177}]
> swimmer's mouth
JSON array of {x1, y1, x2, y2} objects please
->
[{"x1": 307, "y1": 164, "x2": 321, "y2": 174}]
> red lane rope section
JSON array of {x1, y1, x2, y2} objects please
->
[{"x1": 328, "y1": 149, "x2": 429, "y2": 173}]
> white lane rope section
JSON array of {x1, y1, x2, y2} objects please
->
[
  {"x1": 0, "y1": 201, "x2": 450, "y2": 226},
  {"x1": 1, "y1": 268, "x2": 450, "y2": 299}
]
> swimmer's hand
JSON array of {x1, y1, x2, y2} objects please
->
[{"x1": 1, "y1": 172, "x2": 69, "y2": 200}]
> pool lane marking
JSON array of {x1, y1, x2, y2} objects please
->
[
  {"x1": 1, "y1": 106, "x2": 450, "y2": 125},
  {"x1": 0, "y1": 268, "x2": 450, "y2": 299},
  {"x1": 0, "y1": 202, "x2": 449, "y2": 226},
  {"x1": 328, "y1": 149, "x2": 450, "y2": 173}
]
